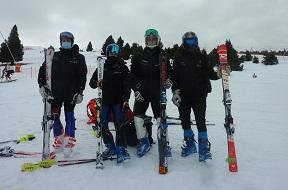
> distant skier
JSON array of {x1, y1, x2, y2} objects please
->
[
  {"x1": 38, "y1": 31, "x2": 87, "y2": 156},
  {"x1": 252, "y1": 73, "x2": 257, "y2": 78},
  {"x1": 89, "y1": 43, "x2": 131, "y2": 163},
  {"x1": 130, "y1": 28, "x2": 172, "y2": 157},
  {"x1": 171, "y1": 31, "x2": 219, "y2": 161},
  {"x1": 1, "y1": 65, "x2": 14, "y2": 80}
]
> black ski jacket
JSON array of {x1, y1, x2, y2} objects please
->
[
  {"x1": 89, "y1": 58, "x2": 131, "y2": 105},
  {"x1": 130, "y1": 47, "x2": 171, "y2": 100},
  {"x1": 38, "y1": 45, "x2": 87, "y2": 102},
  {"x1": 172, "y1": 48, "x2": 219, "y2": 98}
]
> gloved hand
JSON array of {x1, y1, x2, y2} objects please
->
[
  {"x1": 39, "y1": 85, "x2": 52, "y2": 99},
  {"x1": 122, "y1": 101, "x2": 130, "y2": 112},
  {"x1": 97, "y1": 80, "x2": 103, "y2": 89},
  {"x1": 72, "y1": 93, "x2": 83, "y2": 104},
  {"x1": 172, "y1": 89, "x2": 181, "y2": 107},
  {"x1": 163, "y1": 79, "x2": 173, "y2": 89},
  {"x1": 134, "y1": 91, "x2": 144, "y2": 102}
]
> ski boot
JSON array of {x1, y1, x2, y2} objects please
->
[
  {"x1": 198, "y1": 138, "x2": 212, "y2": 162},
  {"x1": 52, "y1": 133, "x2": 64, "y2": 153},
  {"x1": 116, "y1": 146, "x2": 131, "y2": 164},
  {"x1": 102, "y1": 142, "x2": 116, "y2": 160},
  {"x1": 181, "y1": 136, "x2": 197, "y2": 157},
  {"x1": 137, "y1": 137, "x2": 150, "y2": 157},
  {"x1": 63, "y1": 135, "x2": 76, "y2": 157}
]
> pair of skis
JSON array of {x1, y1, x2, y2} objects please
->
[
  {"x1": 217, "y1": 44, "x2": 238, "y2": 172},
  {"x1": 158, "y1": 55, "x2": 169, "y2": 174},
  {"x1": 94, "y1": 56, "x2": 105, "y2": 169},
  {"x1": 42, "y1": 48, "x2": 54, "y2": 161}
]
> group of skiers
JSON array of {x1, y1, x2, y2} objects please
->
[{"x1": 37, "y1": 29, "x2": 220, "y2": 164}]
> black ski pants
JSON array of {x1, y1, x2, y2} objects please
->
[
  {"x1": 133, "y1": 96, "x2": 160, "y2": 118},
  {"x1": 178, "y1": 95, "x2": 207, "y2": 132}
]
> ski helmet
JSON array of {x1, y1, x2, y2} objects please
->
[
  {"x1": 182, "y1": 31, "x2": 198, "y2": 47},
  {"x1": 106, "y1": 43, "x2": 120, "y2": 57},
  {"x1": 144, "y1": 28, "x2": 161, "y2": 48},
  {"x1": 59, "y1": 31, "x2": 74, "y2": 44}
]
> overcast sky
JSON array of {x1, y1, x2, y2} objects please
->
[{"x1": 1, "y1": 0, "x2": 287, "y2": 51}]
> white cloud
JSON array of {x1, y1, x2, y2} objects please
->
[{"x1": 0, "y1": 0, "x2": 287, "y2": 51}]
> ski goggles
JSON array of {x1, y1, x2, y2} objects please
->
[
  {"x1": 145, "y1": 28, "x2": 159, "y2": 37},
  {"x1": 183, "y1": 36, "x2": 198, "y2": 46}
]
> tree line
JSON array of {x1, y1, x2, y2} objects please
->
[{"x1": 0, "y1": 25, "x2": 279, "y2": 67}]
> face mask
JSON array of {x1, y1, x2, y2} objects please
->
[
  {"x1": 61, "y1": 42, "x2": 72, "y2": 49},
  {"x1": 107, "y1": 56, "x2": 118, "y2": 63}
]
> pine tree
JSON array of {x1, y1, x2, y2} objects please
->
[
  {"x1": 208, "y1": 48, "x2": 219, "y2": 67},
  {"x1": 101, "y1": 35, "x2": 115, "y2": 55},
  {"x1": 130, "y1": 43, "x2": 143, "y2": 56},
  {"x1": 0, "y1": 25, "x2": 23, "y2": 63},
  {"x1": 245, "y1": 50, "x2": 252, "y2": 61},
  {"x1": 252, "y1": 56, "x2": 259, "y2": 64},
  {"x1": 116, "y1": 37, "x2": 124, "y2": 49},
  {"x1": 165, "y1": 44, "x2": 181, "y2": 60},
  {"x1": 86, "y1": 41, "x2": 93, "y2": 52},
  {"x1": 122, "y1": 43, "x2": 131, "y2": 60},
  {"x1": 262, "y1": 52, "x2": 278, "y2": 65},
  {"x1": 226, "y1": 40, "x2": 243, "y2": 71},
  {"x1": 239, "y1": 55, "x2": 246, "y2": 63}
]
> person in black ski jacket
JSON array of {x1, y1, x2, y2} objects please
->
[
  {"x1": 130, "y1": 28, "x2": 172, "y2": 157},
  {"x1": 89, "y1": 43, "x2": 131, "y2": 164},
  {"x1": 172, "y1": 31, "x2": 219, "y2": 162},
  {"x1": 38, "y1": 31, "x2": 87, "y2": 156}
]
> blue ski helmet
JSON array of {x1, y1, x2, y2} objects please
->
[
  {"x1": 182, "y1": 31, "x2": 198, "y2": 47},
  {"x1": 106, "y1": 43, "x2": 120, "y2": 57},
  {"x1": 60, "y1": 31, "x2": 74, "y2": 44}
]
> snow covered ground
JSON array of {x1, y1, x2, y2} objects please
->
[{"x1": 0, "y1": 48, "x2": 287, "y2": 190}]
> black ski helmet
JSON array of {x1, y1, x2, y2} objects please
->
[
  {"x1": 59, "y1": 31, "x2": 74, "y2": 44},
  {"x1": 182, "y1": 31, "x2": 198, "y2": 47}
]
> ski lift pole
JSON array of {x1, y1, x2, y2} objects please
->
[{"x1": 0, "y1": 30, "x2": 16, "y2": 63}]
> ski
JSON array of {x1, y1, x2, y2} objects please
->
[
  {"x1": 167, "y1": 116, "x2": 212, "y2": 123},
  {"x1": 0, "y1": 134, "x2": 35, "y2": 145},
  {"x1": 94, "y1": 56, "x2": 105, "y2": 169},
  {"x1": 0, "y1": 146, "x2": 41, "y2": 157},
  {"x1": 167, "y1": 122, "x2": 215, "y2": 126},
  {"x1": 158, "y1": 54, "x2": 168, "y2": 174},
  {"x1": 0, "y1": 79, "x2": 17, "y2": 83},
  {"x1": 217, "y1": 44, "x2": 238, "y2": 172},
  {"x1": 42, "y1": 48, "x2": 54, "y2": 160},
  {"x1": 21, "y1": 158, "x2": 97, "y2": 172},
  {"x1": 167, "y1": 116, "x2": 215, "y2": 126}
]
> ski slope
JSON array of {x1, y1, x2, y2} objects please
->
[{"x1": 0, "y1": 48, "x2": 287, "y2": 190}]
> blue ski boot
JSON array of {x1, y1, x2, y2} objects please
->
[
  {"x1": 181, "y1": 137, "x2": 197, "y2": 157},
  {"x1": 137, "y1": 137, "x2": 150, "y2": 157},
  {"x1": 198, "y1": 132, "x2": 212, "y2": 162},
  {"x1": 102, "y1": 142, "x2": 116, "y2": 160},
  {"x1": 116, "y1": 146, "x2": 131, "y2": 164}
]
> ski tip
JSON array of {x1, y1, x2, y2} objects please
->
[
  {"x1": 159, "y1": 166, "x2": 168, "y2": 174},
  {"x1": 229, "y1": 164, "x2": 238, "y2": 172}
]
